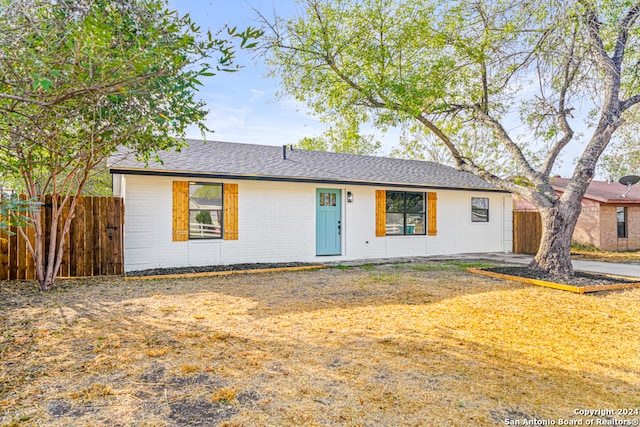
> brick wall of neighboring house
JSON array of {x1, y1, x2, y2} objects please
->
[
  {"x1": 598, "y1": 205, "x2": 640, "y2": 251},
  {"x1": 513, "y1": 189, "x2": 640, "y2": 252},
  {"x1": 599, "y1": 205, "x2": 619, "y2": 250},
  {"x1": 573, "y1": 205, "x2": 601, "y2": 248},
  {"x1": 630, "y1": 207, "x2": 640, "y2": 250}
]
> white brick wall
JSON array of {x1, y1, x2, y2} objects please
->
[
  {"x1": 120, "y1": 175, "x2": 511, "y2": 272},
  {"x1": 503, "y1": 195, "x2": 514, "y2": 253}
]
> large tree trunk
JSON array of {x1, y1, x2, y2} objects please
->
[{"x1": 528, "y1": 201, "x2": 582, "y2": 279}]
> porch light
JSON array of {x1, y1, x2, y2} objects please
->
[{"x1": 347, "y1": 191, "x2": 354, "y2": 203}]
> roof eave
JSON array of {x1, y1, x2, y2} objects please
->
[
  {"x1": 552, "y1": 186, "x2": 640, "y2": 203},
  {"x1": 109, "y1": 167, "x2": 509, "y2": 193},
  {"x1": 600, "y1": 199, "x2": 640, "y2": 204}
]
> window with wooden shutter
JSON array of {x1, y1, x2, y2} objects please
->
[
  {"x1": 427, "y1": 192, "x2": 437, "y2": 236},
  {"x1": 223, "y1": 183, "x2": 238, "y2": 240},
  {"x1": 189, "y1": 183, "x2": 222, "y2": 239},
  {"x1": 172, "y1": 181, "x2": 189, "y2": 241},
  {"x1": 375, "y1": 190, "x2": 386, "y2": 237},
  {"x1": 385, "y1": 191, "x2": 426, "y2": 235}
]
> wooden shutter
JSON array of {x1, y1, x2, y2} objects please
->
[
  {"x1": 427, "y1": 192, "x2": 437, "y2": 236},
  {"x1": 223, "y1": 183, "x2": 238, "y2": 240},
  {"x1": 376, "y1": 190, "x2": 386, "y2": 237},
  {"x1": 172, "y1": 181, "x2": 189, "y2": 242}
]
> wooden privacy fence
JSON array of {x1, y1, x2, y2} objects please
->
[
  {"x1": 513, "y1": 210, "x2": 542, "y2": 254},
  {"x1": 0, "y1": 196, "x2": 123, "y2": 280}
]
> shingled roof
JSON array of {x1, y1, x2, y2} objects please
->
[
  {"x1": 552, "y1": 177, "x2": 640, "y2": 203},
  {"x1": 109, "y1": 140, "x2": 503, "y2": 192}
]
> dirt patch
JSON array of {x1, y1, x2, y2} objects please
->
[
  {"x1": 127, "y1": 262, "x2": 317, "y2": 277},
  {"x1": 484, "y1": 266, "x2": 639, "y2": 287},
  {"x1": 168, "y1": 398, "x2": 237, "y2": 426},
  {"x1": 47, "y1": 400, "x2": 85, "y2": 418},
  {"x1": 1, "y1": 261, "x2": 639, "y2": 426}
]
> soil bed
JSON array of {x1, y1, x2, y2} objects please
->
[
  {"x1": 484, "y1": 266, "x2": 639, "y2": 287},
  {"x1": 127, "y1": 262, "x2": 316, "y2": 277}
]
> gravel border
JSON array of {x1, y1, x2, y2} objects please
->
[{"x1": 126, "y1": 262, "x2": 318, "y2": 277}]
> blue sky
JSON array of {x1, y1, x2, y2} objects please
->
[{"x1": 167, "y1": 1, "x2": 328, "y2": 148}]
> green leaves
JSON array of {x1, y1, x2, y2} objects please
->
[
  {"x1": 30, "y1": 74, "x2": 54, "y2": 92},
  {"x1": 297, "y1": 115, "x2": 382, "y2": 155},
  {"x1": 0, "y1": 193, "x2": 40, "y2": 237},
  {"x1": 0, "y1": 0, "x2": 261, "y2": 287},
  {"x1": 0, "y1": 0, "x2": 261, "y2": 174},
  {"x1": 264, "y1": 0, "x2": 640, "y2": 180}
]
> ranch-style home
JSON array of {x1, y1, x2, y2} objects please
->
[{"x1": 109, "y1": 140, "x2": 513, "y2": 272}]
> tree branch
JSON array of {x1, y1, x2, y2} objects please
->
[
  {"x1": 612, "y1": 4, "x2": 640, "y2": 68},
  {"x1": 541, "y1": 27, "x2": 579, "y2": 176},
  {"x1": 414, "y1": 113, "x2": 465, "y2": 167},
  {"x1": 0, "y1": 93, "x2": 48, "y2": 106},
  {"x1": 470, "y1": 105, "x2": 539, "y2": 181},
  {"x1": 620, "y1": 94, "x2": 640, "y2": 112},
  {"x1": 581, "y1": 3, "x2": 614, "y2": 73}
]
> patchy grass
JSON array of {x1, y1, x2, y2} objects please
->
[
  {"x1": 571, "y1": 244, "x2": 640, "y2": 263},
  {"x1": 407, "y1": 261, "x2": 496, "y2": 271},
  {"x1": 0, "y1": 261, "x2": 639, "y2": 426}
]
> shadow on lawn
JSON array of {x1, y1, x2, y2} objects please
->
[
  {"x1": 0, "y1": 264, "x2": 510, "y2": 319},
  {"x1": 0, "y1": 266, "x2": 638, "y2": 425}
]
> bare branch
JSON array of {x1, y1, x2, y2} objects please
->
[
  {"x1": 0, "y1": 93, "x2": 48, "y2": 106},
  {"x1": 620, "y1": 93, "x2": 640, "y2": 112},
  {"x1": 541, "y1": 27, "x2": 579, "y2": 176},
  {"x1": 581, "y1": 2, "x2": 615, "y2": 75},
  {"x1": 612, "y1": 3, "x2": 640, "y2": 68},
  {"x1": 414, "y1": 113, "x2": 465, "y2": 167},
  {"x1": 470, "y1": 105, "x2": 539, "y2": 181}
]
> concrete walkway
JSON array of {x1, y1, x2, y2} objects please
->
[
  {"x1": 333, "y1": 252, "x2": 640, "y2": 278},
  {"x1": 452, "y1": 252, "x2": 640, "y2": 278}
]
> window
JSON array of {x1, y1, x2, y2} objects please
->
[
  {"x1": 189, "y1": 183, "x2": 222, "y2": 239},
  {"x1": 385, "y1": 191, "x2": 426, "y2": 235},
  {"x1": 471, "y1": 197, "x2": 489, "y2": 222},
  {"x1": 617, "y1": 207, "x2": 628, "y2": 238},
  {"x1": 319, "y1": 191, "x2": 337, "y2": 206}
]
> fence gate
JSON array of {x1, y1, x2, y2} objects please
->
[
  {"x1": 0, "y1": 196, "x2": 124, "y2": 280},
  {"x1": 513, "y1": 210, "x2": 542, "y2": 254}
]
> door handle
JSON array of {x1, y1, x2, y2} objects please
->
[{"x1": 338, "y1": 220, "x2": 341, "y2": 235}]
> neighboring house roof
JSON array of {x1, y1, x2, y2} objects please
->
[
  {"x1": 512, "y1": 195, "x2": 537, "y2": 210},
  {"x1": 552, "y1": 177, "x2": 640, "y2": 203},
  {"x1": 109, "y1": 139, "x2": 505, "y2": 192}
]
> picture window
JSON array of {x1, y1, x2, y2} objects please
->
[
  {"x1": 189, "y1": 183, "x2": 223, "y2": 239},
  {"x1": 385, "y1": 191, "x2": 426, "y2": 235}
]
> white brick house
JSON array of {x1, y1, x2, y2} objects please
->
[{"x1": 109, "y1": 140, "x2": 512, "y2": 272}]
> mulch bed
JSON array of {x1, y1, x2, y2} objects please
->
[
  {"x1": 483, "y1": 266, "x2": 639, "y2": 287},
  {"x1": 126, "y1": 262, "x2": 318, "y2": 277}
]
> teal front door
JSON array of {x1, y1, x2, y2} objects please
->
[{"x1": 316, "y1": 189, "x2": 341, "y2": 255}]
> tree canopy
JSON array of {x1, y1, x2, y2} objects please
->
[
  {"x1": 297, "y1": 115, "x2": 381, "y2": 155},
  {"x1": 0, "y1": 0, "x2": 261, "y2": 289},
  {"x1": 262, "y1": 0, "x2": 640, "y2": 277}
]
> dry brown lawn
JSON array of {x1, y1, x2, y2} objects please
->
[{"x1": 0, "y1": 261, "x2": 639, "y2": 426}]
